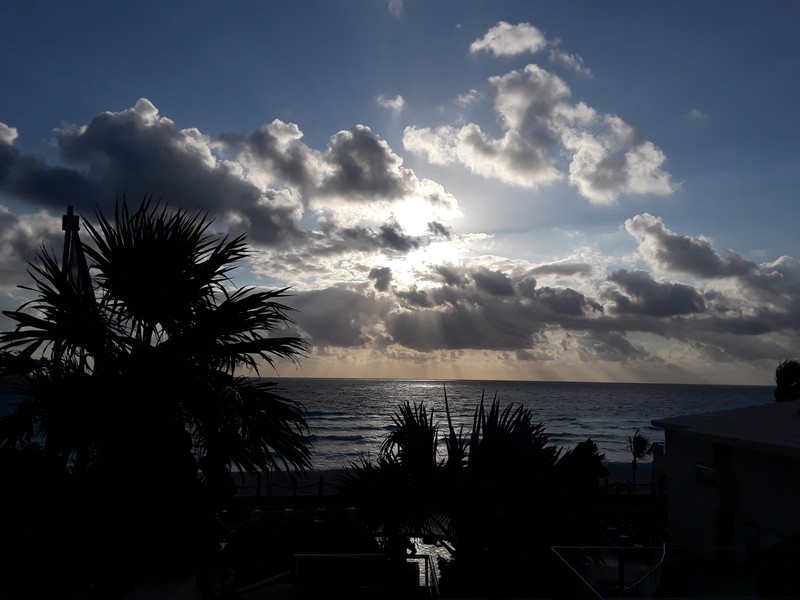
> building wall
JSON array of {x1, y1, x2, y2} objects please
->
[
  {"x1": 665, "y1": 431, "x2": 800, "y2": 554},
  {"x1": 730, "y1": 447, "x2": 800, "y2": 549},
  {"x1": 664, "y1": 430, "x2": 718, "y2": 550}
]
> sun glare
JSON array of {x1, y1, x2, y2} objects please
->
[
  {"x1": 392, "y1": 196, "x2": 460, "y2": 237},
  {"x1": 389, "y1": 238, "x2": 463, "y2": 287}
]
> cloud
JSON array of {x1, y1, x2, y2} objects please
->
[
  {"x1": 2, "y1": 100, "x2": 797, "y2": 380},
  {"x1": 39, "y1": 99, "x2": 302, "y2": 245},
  {"x1": 688, "y1": 109, "x2": 708, "y2": 121},
  {"x1": 548, "y1": 50, "x2": 593, "y2": 78},
  {"x1": 403, "y1": 123, "x2": 561, "y2": 189},
  {"x1": 376, "y1": 94, "x2": 405, "y2": 114},
  {"x1": 456, "y1": 89, "x2": 480, "y2": 107},
  {"x1": 292, "y1": 286, "x2": 392, "y2": 348},
  {"x1": 311, "y1": 220, "x2": 423, "y2": 255},
  {"x1": 625, "y1": 213, "x2": 755, "y2": 277},
  {"x1": 433, "y1": 264, "x2": 469, "y2": 287},
  {"x1": 529, "y1": 261, "x2": 594, "y2": 277},
  {"x1": 0, "y1": 123, "x2": 18, "y2": 145},
  {"x1": 2, "y1": 100, "x2": 461, "y2": 257},
  {"x1": 404, "y1": 63, "x2": 675, "y2": 203},
  {"x1": 469, "y1": 22, "x2": 547, "y2": 57},
  {"x1": 491, "y1": 64, "x2": 570, "y2": 133},
  {"x1": 574, "y1": 331, "x2": 655, "y2": 363},
  {"x1": 385, "y1": 297, "x2": 541, "y2": 351},
  {"x1": 243, "y1": 120, "x2": 461, "y2": 231},
  {"x1": 368, "y1": 266, "x2": 393, "y2": 291},
  {"x1": 388, "y1": 0, "x2": 403, "y2": 18},
  {"x1": 0, "y1": 206, "x2": 61, "y2": 288},
  {"x1": 560, "y1": 115, "x2": 675, "y2": 204},
  {"x1": 537, "y1": 286, "x2": 602, "y2": 316},
  {"x1": 317, "y1": 125, "x2": 412, "y2": 201},
  {"x1": 396, "y1": 286, "x2": 432, "y2": 308},
  {"x1": 0, "y1": 121, "x2": 100, "y2": 210},
  {"x1": 471, "y1": 267, "x2": 515, "y2": 296},
  {"x1": 607, "y1": 269, "x2": 706, "y2": 317},
  {"x1": 242, "y1": 119, "x2": 323, "y2": 192},
  {"x1": 427, "y1": 221, "x2": 451, "y2": 238}
]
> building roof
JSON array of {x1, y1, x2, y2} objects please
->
[{"x1": 652, "y1": 400, "x2": 800, "y2": 459}]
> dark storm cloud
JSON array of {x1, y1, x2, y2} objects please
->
[
  {"x1": 607, "y1": 269, "x2": 706, "y2": 317},
  {"x1": 471, "y1": 267, "x2": 515, "y2": 296},
  {"x1": 0, "y1": 133, "x2": 99, "y2": 210},
  {"x1": 368, "y1": 266, "x2": 393, "y2": 292},
  {"x1": 625, "y1": 213, "x2": 755, "y2": 278}
]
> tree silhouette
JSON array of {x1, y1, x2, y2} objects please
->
[
  {"x1": 0, "y1": 199, "x2": 310, "y2": 596},
  {"x1": 628, "y1": 428, "x2": 653, "y2": 487},
  {"x1": 774, "y1": 359, "x2": 800, "y2": 402}
]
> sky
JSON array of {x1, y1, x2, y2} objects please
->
[{"x1": 1, "y1": 1, "x2": 799, "y2": 385}]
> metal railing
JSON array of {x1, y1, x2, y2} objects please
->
[
  {"x1": 551, "y1": 543, "x2": 666, "y2": 599},
  {"x1": 407, "y1": 553, "x2": 440, "y2": 598}
]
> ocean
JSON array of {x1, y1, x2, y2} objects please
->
[
  {"x1": 273, "y1": 378, "x2": 774, "y2": 470},
  {"x1": 0, "y1": 378, "x2": 774, "y2": 470}
]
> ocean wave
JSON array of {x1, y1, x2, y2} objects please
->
[{"x1": 309, "y1": 434, "x2": 365, "y2": 442}]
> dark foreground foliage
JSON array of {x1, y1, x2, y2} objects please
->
[
  {"x1": 0, "y1": 199, "x2": 310, "y2": 598},
  {"x1": 339, "y1": 392, "x2": 608, "y2": 598}
]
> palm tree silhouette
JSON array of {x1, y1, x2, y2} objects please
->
[
  {"x1": 628, "y1": 428, "x2": 653, "y2": 487},
  {"x1": 0, "y1": 199, "x2": 310, "y2": 593},
  {"x1": 341, "y1": 392, "x2": 607, "y2": 597}
]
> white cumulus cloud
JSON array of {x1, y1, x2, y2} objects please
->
[
  {"x1": 549, "y1": 49, "x2": 593, "y2": 78},
  {"x1": 469, "y1": 21, "x2": 547, "y2": 57},
  {"x1": 0, "y1": 122, "x2": 18, "y2": 145},
  {"x1": 404, "y1": 62, "x2": 676, "y2": 203},
  {"x1": 376, "y1": 94, "x2": 406, "y2": 114}
]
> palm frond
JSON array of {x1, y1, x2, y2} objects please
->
[
  {"x1": 83, "y1": 197, "x2": 249, "y2": 338},
  {"x1": 1, "y1": 249, "x2": 108, "y2": 363},
  {"x1": 382, "y1": 401, "x2": 439, "y2": 469},
  {"x1": 628, "y1": 429, "x2": 653, "y2": 461},
  {"x1": 189, "y1": 376, "x2": 310, "y2": 475}
]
